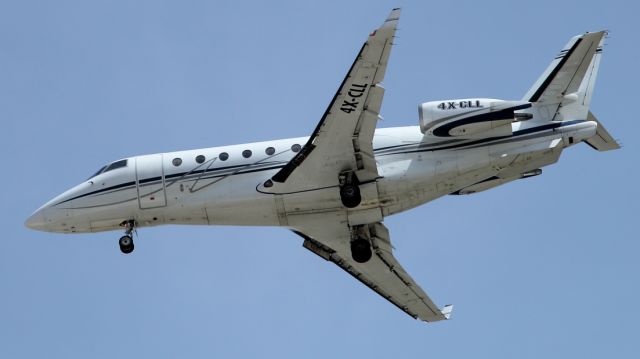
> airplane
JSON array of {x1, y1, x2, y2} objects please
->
[{"x1": 25, "y1": 9, "x2": 619, "y2": 322}]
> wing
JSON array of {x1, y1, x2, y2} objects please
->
[
  {"x1": 266, "y1": 9, "x2": 400, "y2": 193},
  {"x1": 293, "y1": 220, "x2": 452, "y2": 322}
]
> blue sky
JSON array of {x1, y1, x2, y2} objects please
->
[{"x1": 2, "y1": 0, "x2": 639, "y2": 358}]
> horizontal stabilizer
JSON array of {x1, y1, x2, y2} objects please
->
[{"x1": 585, "y1": 111, "x2": 620, "y2": 151}]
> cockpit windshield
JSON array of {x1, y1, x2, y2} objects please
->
[
  {"x1": 89, "y1": 165, "x2": 108, "y2": 179},
  {"x1": 88, "y1": 159, "x2": 128, "y2": 179}
]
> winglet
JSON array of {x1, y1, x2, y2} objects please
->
[
  {"x1": 441, "y1": 304, "x2": 454, "y2": 320},
  {"x1": 384, "y1": 8, "x2": 401, "y2": 25}
]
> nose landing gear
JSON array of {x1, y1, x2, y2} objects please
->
[
  {"x1": 118, "y1": 220, "x2": 136, "y2": 254},
  {"x1": 119, "y1": 235, "x2": 134, "y2": 254}
]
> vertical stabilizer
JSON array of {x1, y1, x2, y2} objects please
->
[{"x1": 523, "y1": 31, "x2": 606, "y2": 122}]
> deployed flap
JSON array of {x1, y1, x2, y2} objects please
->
[
  {"x1": 265, "y1": 9, "x2": 400, "y2": 192},
  {"x1": 585, "y1": 111, "x2": 621, "y2": 151},
  {"x1": 294, "y1": 220, "x2": 452, "y2": 322}
]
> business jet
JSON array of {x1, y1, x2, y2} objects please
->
[{"x1": 25, "y1": 9, "x2": 619, "y2": 322}]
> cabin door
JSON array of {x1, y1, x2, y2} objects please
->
[{"x1": 135, "y1": 154, "x2": 167, "y2": 209}]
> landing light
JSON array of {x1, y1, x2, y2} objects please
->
[{"x1": 521, "y1": 169, "x2": 542, "y2": 178}]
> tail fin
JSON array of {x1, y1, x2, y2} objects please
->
[{"x1": 523, "y1": 31, "x2": 606, "y2": 122}]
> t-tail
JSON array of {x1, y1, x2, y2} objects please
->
[{"x1": 523, "y1": 31, "x2": 620, "y2": 151}]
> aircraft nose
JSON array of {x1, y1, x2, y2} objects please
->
[
  {"x1": 26, "y1": 182, "x2": 90, "y2": 233},
  {"x1": 25, "y1": 208, "x2": 48, "y2": 231}
]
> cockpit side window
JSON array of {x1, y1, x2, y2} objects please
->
[
  {"x1": 88, "y1": 159, "x2": 128, "y2": 179},
  {"x1": 105, "y1": 159, "x2": 128, "y2": 172}
]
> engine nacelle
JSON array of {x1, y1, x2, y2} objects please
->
[{"x1": 419, "y1": 98, "x2": 532, "y2": 138}]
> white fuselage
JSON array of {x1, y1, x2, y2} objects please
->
[{"x1": 25, "y1": 119, "x2": 597, "y2": 234}]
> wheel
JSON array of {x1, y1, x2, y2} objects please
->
[
  {"x1": 351, "y1": 238, "x2": 372, "y2": 263},
  {"x1": 340, "y1": 184, "x2": 361, "y2": 208},
  {"x1": 119, "y1": 235, "x2": 134, "y2": 254},
  {"x1": 119, "y1": 237, "x2": 134, "y2": 254}
]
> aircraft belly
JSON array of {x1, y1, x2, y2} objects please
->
[
  {"x1": 199, "y1": 171, "x2": 280, "y2": 226},
  {"x1": 205, "y1": 195, "x2": 279, "y2": 226},
  {"x1": 279, "y1": 183, "x2": 383, "y2": 226},
  {"x1": 377, "y1": 153, "x2": 442, "y2": 216},
  {"x1": 376, "y1": 136, "x2": 563, "y2": 217},
  {"x1": 89, "y1": 217, "x2": 129, "y2": 232}
]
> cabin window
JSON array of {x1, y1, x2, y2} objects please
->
[
  {"x1": 195, "y1": 155, "x2": 205, "y2": 164},
  {"x1": 172, "y1": 158, "x2": 182, "y2": 166},
  {"x1": 265, "y1": 147, "x2": 275, "y2": 155},
  {"x1": 291, "y1": 144, "x2": 301, "y2": 153},
  {"x1": 242, "y1": 150, "x2": 252, "y2": 158},
  {"x1": 219, "y1": 152, "x2": 229, "y2": 161}
]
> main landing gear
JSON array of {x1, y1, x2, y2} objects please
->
[
  {"x1": 351, "y1": 237, "x2": 372, "y2": 263},
  {"x1": 339, "y1": 171, "x2": 361, "y2": 208},
  {"x1": 350, "y1": 225, "x2": 372, "y2": 263},
  {"x1": 118, "y1": 220, "x2": 135, "y2": 254}
]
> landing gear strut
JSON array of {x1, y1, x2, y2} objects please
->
[
  {"x1": 339, "y1": 171, "x2": 361, "y2": 208},
  {"x1": 118, "y1": 220, "x2": 135, "y2": 254}
]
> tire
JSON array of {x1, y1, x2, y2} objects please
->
[
  {"x1": 119, "y1": 235, "x2": 134, "y2": 254},
  {"x1": 340, "y1": 185, "x2": 361, "y2": 208},
  {"x1": 351, "y1": 238, "x2": 372, "y2": 263}
]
